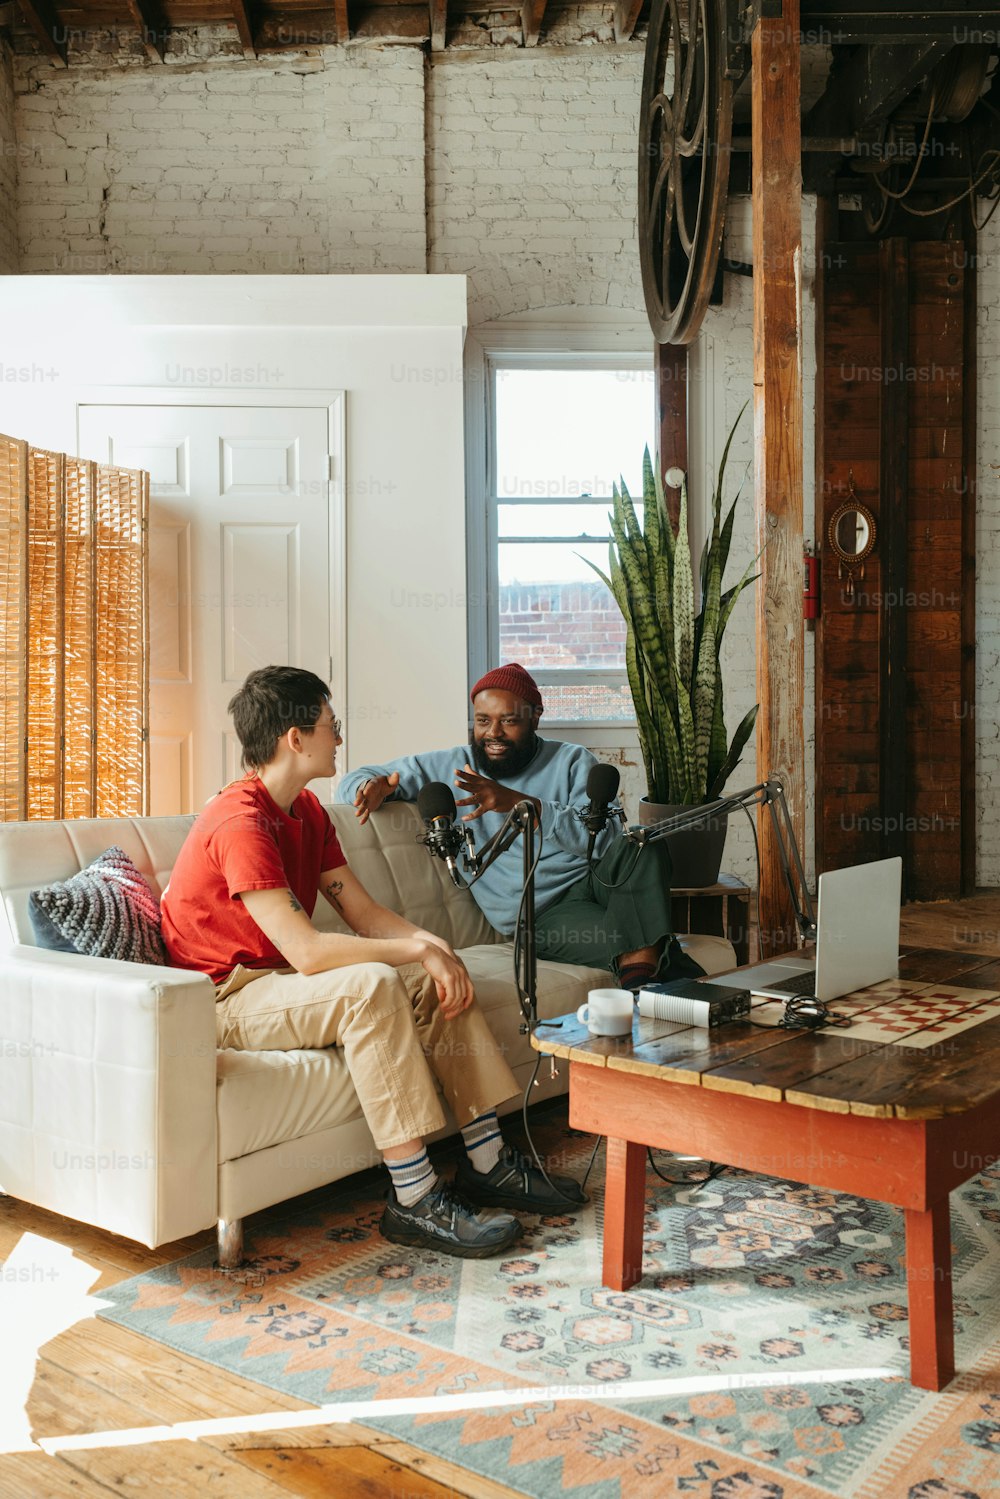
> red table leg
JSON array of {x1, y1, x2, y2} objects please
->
[
  {"x1": 904, "y1": 1198, "x2": 955, "y2": 1391},
  {"x1": 602, "y1": 1136, "x2": 646, "y2": 1290}
]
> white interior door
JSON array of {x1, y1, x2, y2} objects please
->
[{"x1": 78, "y1": 402, "x2": 343, "y2": 815}]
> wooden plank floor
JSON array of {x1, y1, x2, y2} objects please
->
[
  {"x1": 3, "y1": 891, "x2": 999, "y2": 1497},
  {"x1": 0, "y1": 1176, "x2": 526, "y2": 1499}
]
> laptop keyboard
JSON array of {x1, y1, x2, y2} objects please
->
[{"x1": 764, "y1": 970, "x2": 818, "y2": 999}]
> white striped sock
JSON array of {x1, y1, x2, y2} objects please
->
[
  {"x1": 386, "y1": 1149, "x2": 437, "y2": 1208},
  {"x1": 461, "y1": 1111, "x2": 503, "y2": 1174}
]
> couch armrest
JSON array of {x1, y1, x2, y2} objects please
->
[{"x1": 0, "y1": 946, "x2": 218, "y2": 1247}]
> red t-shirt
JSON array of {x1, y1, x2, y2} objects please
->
[{"x1": 161, "y1": 778, "x2": 347, "y2": 982}]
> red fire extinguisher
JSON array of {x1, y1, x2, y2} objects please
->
[{"x1": 804, "y1": 544, "x2": 819, "y2": 621}]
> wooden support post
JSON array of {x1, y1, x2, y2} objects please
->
[
  {"x1": 960, "y1": 208, "x2": 977, "y2": 896},
  {"x1": 878, "y1": 238, "x2": 909, "y2": 881},
  {"x1": 751, "y1": 0, "x2": 804, "y2": 957},
  {"x1": 655, "y1": 342, "x2": 686, "y2": 534}
]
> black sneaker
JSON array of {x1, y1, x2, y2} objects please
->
[
  {"x1": 379, "y1": 1182, "x2": 522, "y2": 1258},
  {"x1": 455, "y1": 1143, "x2": 589, "y2": 1215}
]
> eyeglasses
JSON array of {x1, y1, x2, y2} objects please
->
[{"x1": 313, "y1": 714, "x2": 342, "y2": 738}]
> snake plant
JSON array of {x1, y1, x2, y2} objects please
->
[{"x1": 587, "y1": 407, "x2": 760, "y2": 806}]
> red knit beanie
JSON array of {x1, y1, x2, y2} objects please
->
[{"x1": 470, "y1": 663, "x2": 543, "y2": 713}]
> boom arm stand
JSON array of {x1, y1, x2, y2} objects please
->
[{"x1": 624, "y1": 775, "x2": 816, "y2": 946}]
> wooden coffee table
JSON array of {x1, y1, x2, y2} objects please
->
[{"x1": 532, "y1": 946, "x2": 1000, "y2": 1392}]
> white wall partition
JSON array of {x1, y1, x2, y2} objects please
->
[{"x1": 0, "y1": 275, "x2": 470, "y2": 775}]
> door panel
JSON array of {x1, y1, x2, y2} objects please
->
[{"x1": 78, "y1": 403, "x2": 336, "y2": 815}]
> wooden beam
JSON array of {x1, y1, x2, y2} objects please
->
[
  {"x1": 960, "y1": 211, "x2": 977, "y2": 896},
  {"x1": 348, "y1": 6, "x2": 426, "y2": 43},
  {"x1": 655, "y1": 343, "x2": 686, "y2": 534},
  {"x1": 801, "y1": 1, "x2": 1000, "y2": 45},
  {"x1": 229, "y1": 0, "x2": 257, "y2": 57},
  {"x1": 751, "y1": 0, "x2": 804, "y2": 957},
  {"x1": 333, "y1": 0, "x2": 349, "y2": 43},
  {"x1": 123, "y1": 0, "x2": 166, "y2": 61},
  {"x1": 429, "y1": 0, "x2": 446, "y2": 51},
  {"x1": 16, "y1": 0, "x2": 67, "y2": 65},
  {"x1": 521, "y1": 0, "x2": 547, "y2": 47},
  {"x1": 613, "y1": 0, "x2": 643, "y2": 43},
  {"x1": 878, "y1": 238, "x2": 910, "y2": 887}
]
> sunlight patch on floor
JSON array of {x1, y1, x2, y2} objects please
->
[
  {"x1": 0, "y1": 1232, "x2": 112, "y2": 1455},
  {"x1": 35, "y1": 1366, "x2": 900, "y2": 1454}
]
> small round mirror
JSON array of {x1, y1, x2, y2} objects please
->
[
  {"x1": 828, "y1": 500, "x2": 877, "y2": 566},
  {"x1": 834, "y1": 508, "x2": 870, "y2": 557}
]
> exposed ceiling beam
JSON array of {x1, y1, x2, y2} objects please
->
[
  {"x1": 350, "y1": 7, "x2": 427, "y2": 43},
  {"x1": 429, "y1": 0, "x2": 446, "y2": 51},
  {"x1": 805, "y1": 40, "x2": 953, "y2": 138},
  {"x1": 333, "y1": 0, "x2": 349, "y2": 42},
  {"x1": 800, "y1": 2, "x2": 1000, "y2": 44},
  {"x1": 229, "y1": 0, "x2": 257, "y2": 57},
  {"x1": 16, "y1": 0, "x2": 67, "y2": 65},
  {"x1": 521, "y1": 0, "x2": 547, "y2": 47},
  {"x1": 613, "y1": 0, "x2": 642, "y2": 43},
  {"x1": 123, "y1": 0, "x2": 166, "y2": 60}
]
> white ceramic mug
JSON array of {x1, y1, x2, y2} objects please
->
[{"x1": 576, "y1": 987, "x2": 634, "y2": 1038}]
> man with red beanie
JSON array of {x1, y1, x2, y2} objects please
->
[{"x1": 336, "y1": 663, "x2": 699, "y2": 995}]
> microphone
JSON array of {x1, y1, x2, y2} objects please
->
[
  {"x1": 579, "y1": 762, "x2": 621, "y2": 864},
  {"x1": 417, "y1": 782, "x2": 473, "y2": 887}
]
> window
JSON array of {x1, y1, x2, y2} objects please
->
[{"x1": 478, "y1": 352, "x2": 656, "y2": 726}]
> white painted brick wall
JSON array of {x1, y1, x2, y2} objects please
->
[
  {"x1": 428, "y1": 48, "x2": 646, "y2": 324},
  {"x1": 977, "y1": 208, "x2": 1000, "y2": 883},
  {"x1": 13, "y1": 42, "x2": 425, "y2": 274},
  {"x1": 0, "y1": 42, "x2": 17, "y2": 273}
]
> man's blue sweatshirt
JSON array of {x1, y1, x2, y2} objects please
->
[{"x1": 335, "y1": 738, "x2": 617, "y2": 935}]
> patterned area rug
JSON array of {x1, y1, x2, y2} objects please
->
[{"x1": 100, "y1": 1112, "x2": 1000, "y2": 1499}]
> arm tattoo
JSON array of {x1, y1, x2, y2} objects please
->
[
  {"x1": 324, "y1": 878, "x2": 344, "y2": 910},
  {"x1": 288, "y1": 893, "x2": 303, "y2": 913}
]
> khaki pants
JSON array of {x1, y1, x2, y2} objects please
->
[{"x1": 214, "y1": 960, "x2": 520, "y2": 1152}]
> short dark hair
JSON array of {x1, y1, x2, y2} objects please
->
[{"x1": 228, "y1": 665, "x2": 331, "y2": 772}]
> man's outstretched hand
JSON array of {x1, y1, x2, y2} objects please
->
[
  {"x1": 353, "y1": 771, "x2": 400, "y2": 824},
  {"x1": 454, "y1": 764, "x2": 540, "y2": 822}
]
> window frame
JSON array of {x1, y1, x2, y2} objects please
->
[{"x1": 465, "y1": 324, "x2": 655, "y2": 738}]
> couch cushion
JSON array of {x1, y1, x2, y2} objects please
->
[
  {"x1": 457, "y1": 942, "x2": 616, "y2": 1056},
  {"x1": 680, "y1": 933, "x2": 738, "y2": 975},
  {"x1": 0, "y1": 814, "x2": 195, "y2": 949},
  {"x1": 29, "y1": 847, "x2": 168, "y2": 965},
  {"x1": 318, "y1": 802, "x2": 497, "y2": 951},
  {"x1": 217, "y1": 1046, "x2": 366, "y2": 1162}
]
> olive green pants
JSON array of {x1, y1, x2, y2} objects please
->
[{"x1": 533, "y1": 836, "x2": 704, "y2": 982}]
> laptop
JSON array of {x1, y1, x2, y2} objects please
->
[{"x1": 701, "y1": 856, "x2": 902, "y2": 1005}]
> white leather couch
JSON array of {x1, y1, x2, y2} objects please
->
[{"x1": 0, "y1": 801, "x2": 735, "y2": 1263}]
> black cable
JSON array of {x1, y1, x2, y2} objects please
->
[
  {"x1": 646, "y1": 1147, "x2": 728, "y2": 1190},
  {"x1": 518, "y1": 1050, "x2": 603, "y2": 1205},
  {"x1": 778, "y1": 994, "x2": 853, "y2": 1031}
]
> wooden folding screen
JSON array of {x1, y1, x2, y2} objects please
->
[
  {"x1": 0, "y1": 433, "x2": 149, "y2": 820},
  {"x1": 0, "y1": 436, "x2": 28, "y2": 820}
]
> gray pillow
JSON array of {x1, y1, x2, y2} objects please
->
[{"x1": 29, "y1": 846, "x2": 168, "y2": 965}]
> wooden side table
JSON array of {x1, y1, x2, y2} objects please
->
[{"x1": 671, "y1": 872, "x2": 751, "y2": 965}]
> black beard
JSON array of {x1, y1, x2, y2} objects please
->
[{"x1": 470, "y1": 731, "x2": 539, "y2": 779}]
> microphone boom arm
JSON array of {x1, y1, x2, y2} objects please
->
[{"x1": 624, "y1": 776, "x2": 816, "y2": 944}]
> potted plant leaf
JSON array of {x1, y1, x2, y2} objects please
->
[{"x1": 586, "y1": 406, "x2": 760, "y2": 886}]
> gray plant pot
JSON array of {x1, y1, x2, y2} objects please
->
[{"x1": 639, "y1": 799, "x2": 729, "y2": 889}]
